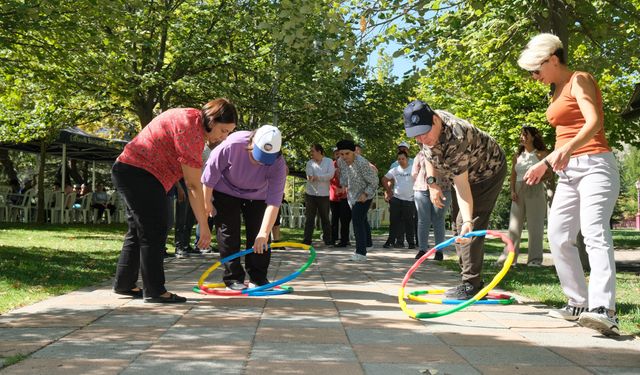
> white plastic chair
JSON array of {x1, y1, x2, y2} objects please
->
[
  {"x1": 279, "y1": 203, "x2": 291, "y2": 228},
  {"x1": 0, "y1": 194, "x2": 8, "y2": 222},
  {"x1": 8, "y1": 189, "x2": 35, "y2": 222},
  {"x1": 290, "y1": 204, "x2": 306, "y2": 228}
]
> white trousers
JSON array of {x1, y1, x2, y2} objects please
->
[{"x1": 548, "y1": 152, "x2": 619, "y2": 310}]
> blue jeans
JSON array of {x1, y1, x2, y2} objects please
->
[
  {"x1": 414, "y1": 189, "x2": 451, "y2": 251},
  {"x1": 351, "y1": 199, "x2": 372, "y2": 255}
]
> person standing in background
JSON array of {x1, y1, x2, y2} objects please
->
[
  {"x1": 496, "y1": 126, "x2": 550, "y2": 268},
  {"x1": 337, "y1": 140, "x2": 378, "y2": 262},
  {"x1": 412, "y1": 148, "x2": 452, "y2": 260},
  {"x1": 303, "y1": 143, "x2": 335, "y2": 246},
  {"x1": 330, "y1": 148, "x2": 351, "y2": 247},
  {"x1": 382, "y1": 150, "x2": 416, "y2": 249}
]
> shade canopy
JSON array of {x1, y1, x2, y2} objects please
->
[{"x1": 0, "y1": 127, "x2": 127, "y2": 162}]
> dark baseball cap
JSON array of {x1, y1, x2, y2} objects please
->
[{"x1": 403, "y1": 100, "x2": 435, "y2": 137}]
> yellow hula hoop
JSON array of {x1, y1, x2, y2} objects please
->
[{"x1": 399, "y1": 230, "x2": 515, "y2": 319}]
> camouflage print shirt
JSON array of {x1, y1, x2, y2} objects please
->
[{"x1": 421, "y1": 110, "x2": 505, "y2": 185}]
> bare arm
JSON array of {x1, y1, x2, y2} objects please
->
[
  {"x1": 381, "y1": 175, "x2": 394, "y2": 202},
  {"x1": 509, "y1": 154, "x2": 518, "y2": 201},
  {"x1": 452, "y1": 170, "x2": 473, "y2": 242}
]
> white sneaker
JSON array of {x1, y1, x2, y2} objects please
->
[
  {"x1": 578, "y1": 306, "x2": 620, "y2": 336},
  {"x1": 350, "y1": 253, "x2": 367, "y2": 262},
  {"x1": 548, "y1": 305, "x2": 587, "y2": 321}
]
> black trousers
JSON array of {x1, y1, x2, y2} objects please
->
[
  {"x1": 352, "y1": 199, "x2": 373, "y2": 255},
  {"x1": 389, "y1": 197, "x2": 416, "y2": 246},
  {"x1": 174, "y1": 179, "x2": 195, "y2": 250},
  {"x1": 330, "y1": 199, "x2": 351, "y2": 245},
  {"x1": 111, "y1": 162, "x2": 168, "y2": 298},
  {"x1": 303, "y1": 194, "x2": 332, "y2": 244},
  {"x1": 214, "y1": 191, "x2": 271, "y2": 285}
]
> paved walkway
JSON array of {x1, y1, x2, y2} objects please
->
[{"x1": 1, "y1": 238, "x2": 639, "y2": 375}]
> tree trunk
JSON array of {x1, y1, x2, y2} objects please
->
[
  {"x1": 134, "y1": 97, "x2": 157, "y2": 128},
  {"x1": 36, "y1": 141, "x2": 47, "y2": 224},
  {"x1": 0, "y1": 148, "x2": 19, "y2": 184}
]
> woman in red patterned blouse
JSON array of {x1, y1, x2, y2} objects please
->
[{"x1": 111, "y1": 98, "x2": 237, "y2": 303}]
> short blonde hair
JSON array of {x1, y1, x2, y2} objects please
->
[{"x1": 518, "y1": 33, "x2": 563, "y2": 71}]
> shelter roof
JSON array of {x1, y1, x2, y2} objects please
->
[{"x1": 0, "y1": 127, "x2": 127, "y2": 162}]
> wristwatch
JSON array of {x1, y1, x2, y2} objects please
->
[{"x1": 426, "y1": 176, "x2": 437, "y2": 185}]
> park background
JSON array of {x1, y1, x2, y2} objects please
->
[
  {"x1": 1, "y1": 0, "x2": 640, "y2": 227},
  {"x1": 1, "y1": 0, "x2": 640, "y2": 341}
]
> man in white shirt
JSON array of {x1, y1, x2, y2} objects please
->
[
  {"x1": 303, "y1": 143, "x2": 336, "y2": 246},
  {"x1": 382, "y1": 150, "x2": 416, "y2": 249}
]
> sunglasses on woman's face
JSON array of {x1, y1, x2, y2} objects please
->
[{"x1": 529, "y1": 58, "x2": 551, "y2": 76}]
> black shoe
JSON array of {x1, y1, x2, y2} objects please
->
[
  {"x1": 225, "y1": 282, "x2": 247, "y2": 291},
  {"x1": 144, "y1": 293, "x2": 187, "y2": 304},
  {"x1": 335, "y1": 242, "x2": 349, "y2": 248},
  {"x1": 393, "y1": 243, "x2": 404, "y2": 249},
  {"x1": 434, "y1": 251, "x2": 444, "y2": 261},
  {"x1": 414, "y1": 250, "x2": 426, "y2": 259},
  {"x1": 114, "y1": 288, "x2": 143, "y2": 298},
  {"x1": 383, "y1": 243, "x2": 392, "y2": 249},
  {"x1": 444, "y1": 282, "x2": 486, "y2": 300},
  {"x1": 408, "y1": 244, "x2": 416, "y2": 249},
  {"x1": 302, "y1": 240, "x2": 312, "y2": 245},
  {"x1": 186, "y1": 246, "x2": 201, "y2": 255},
  {"x1": 249, "y1": 279, "x2": 270, "y2": 287}
]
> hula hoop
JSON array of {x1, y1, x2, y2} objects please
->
[
  {"x1": 407, "y1": 289, "x2": 515, "y2": 305},
  {"x1": 398, "y1": 230, "x2": 515, "y2": 319},
  {"x1": 195, "y1": 242, "x2": 316, "y2": 297},
  {"x1": 192, "y1": 284, "x2": 293, "y2": 297}
]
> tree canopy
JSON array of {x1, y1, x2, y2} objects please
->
[{"x1": 2, "y1": 0, "x2": 639, "y2": 181}]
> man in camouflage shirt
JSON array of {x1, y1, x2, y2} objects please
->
[{"x1": 403, "y1": 100, "x2": 507, "y2": 299}]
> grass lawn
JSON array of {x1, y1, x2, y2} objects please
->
[{"x1": 0, "y1": 223, "x2": 638, "y2": 336}]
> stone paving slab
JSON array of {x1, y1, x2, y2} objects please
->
[{"x1": 1, "y1": 239, "x2": 639, "y2": 374}]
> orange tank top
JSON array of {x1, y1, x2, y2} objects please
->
[{"x1": 546, "y1": 71, "x2": 610, "y2": 156}]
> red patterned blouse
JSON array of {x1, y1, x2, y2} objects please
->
[{"x1": 117, "y1": 108, "x2": 205, "y2": 192}]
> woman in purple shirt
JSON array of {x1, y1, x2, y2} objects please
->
[{"x1": 202, "y1": 125, "x2": 287, "y2": 290}]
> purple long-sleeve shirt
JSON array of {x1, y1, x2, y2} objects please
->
[{"x1": 201, "y1": 131, "x2": 286, "y2": 206}]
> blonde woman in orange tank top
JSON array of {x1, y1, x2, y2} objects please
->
[{"x1": 518, "y1": 33, "x2": 620, "y2": 336}]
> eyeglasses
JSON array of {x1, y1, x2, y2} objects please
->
[{"x1": 529, "y1": 58, "x2": 551, "y2": 76}]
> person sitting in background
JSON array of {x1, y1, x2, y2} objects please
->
[{"x1": 91, "y1": 183, "x2": 115, "y2": 222}]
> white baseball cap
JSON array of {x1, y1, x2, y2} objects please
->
[
  {"x1": 252, "y1": 125, "x2": 282, "y2": 165},
  {"x1": 397, "y1": 141, "x2": 410, "y2": 149}
]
